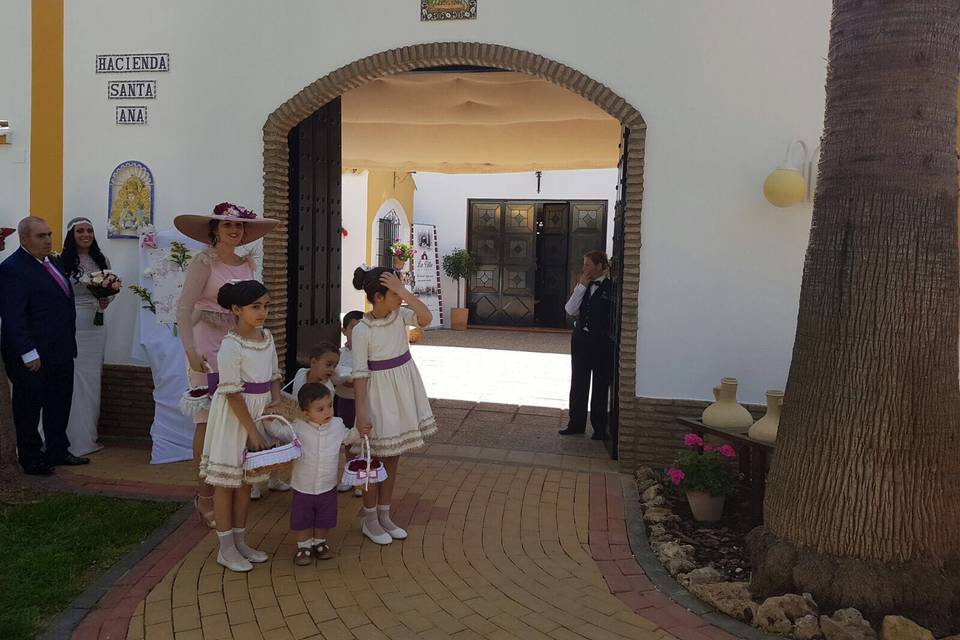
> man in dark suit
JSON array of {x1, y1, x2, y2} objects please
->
[
  {"x1": 559, "y1": 250, "x2": 615, "y2": 440},
  {"x1": 0, "y1": 216, "x2": 88, "y2": 475}
]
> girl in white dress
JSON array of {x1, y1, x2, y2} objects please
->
[
  {"x1": 199, "y1": 280, "x2": 281, "y2": 572},
  {"x1": 351, "y1": 265, "x2": 437, "y2": 545}
]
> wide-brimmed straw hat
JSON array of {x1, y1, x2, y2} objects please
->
[{"x1": 173, "y1": 202, "x2": 278, "y2": 246}]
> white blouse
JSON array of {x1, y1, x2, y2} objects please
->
[
  {"x1": 283, "y1": 368, "x2": 335, "y2": 401},
  {"x1": 332, "y1": 347, "x2": 355, "y2": 399},
  {"x1": 266, "y1": 416, "x2": 359, "y2": 494}
]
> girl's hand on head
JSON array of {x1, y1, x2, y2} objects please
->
[{"x1": 380, "y1": 271, "x2": 405, "y2": 293}]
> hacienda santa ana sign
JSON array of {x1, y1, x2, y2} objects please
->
[{"x1": 97, "y1": 53, "x2": 169, "y2": 126}]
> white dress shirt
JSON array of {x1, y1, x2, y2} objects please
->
[
  {"x1": 22, "y1": 256, "x2": 70, "y2": 364},
  {"x1": 564, "y1": 277, "x2": 606, "y2": 318},
  {"x1": 283, "y1": 368, "x2": 335, "y2": 401},
  {"x1": 265, "y1": 416, "x2": 359, "y2": 494}
]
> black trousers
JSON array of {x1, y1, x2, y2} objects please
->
[
  {"x1": 567, "y1": 331, "x2": 614, "y2": 435},
  {"x1": 2, "y1": 355, "x2": 74, "y2": 467}
]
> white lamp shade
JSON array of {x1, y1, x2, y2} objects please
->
[{"x1": 763, "y1": 168, "x2": 807, "y2": 208}]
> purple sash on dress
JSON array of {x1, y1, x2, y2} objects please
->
[
  {"x1": 368, "y1": 351, "x2": 412, "y2": 371},
  {"x1": 205, "y1": 372, "x2": 270, "y2": 395}
]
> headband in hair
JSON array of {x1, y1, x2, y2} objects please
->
[{"x1": 66, "y1": 217, "x2": 94, "y2": 232}]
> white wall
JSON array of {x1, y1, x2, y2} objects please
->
[
  {"x1": 0, "y1": 0, "x2": 31, "y2": 231},
  {"x1": 60, "y1": 0, "x2": 831, "y2": 403},
  {"x1": 341, "y1": 170, "x2": 367, "y2": 315},
  {"x1": 414, "y1": 170, "x2": 618, "y2": 325}
]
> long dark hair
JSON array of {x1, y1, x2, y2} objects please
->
[
  {"x1": 61, "y1": 218, "x2": 109, "y2": 282},
  {"x1": 353, "y1": 266, "x2": 396, "y2": 303}
]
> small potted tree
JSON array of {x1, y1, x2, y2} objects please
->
[
  {"x1": 442, "y1": 248, "x2": 477, "y2": 331},
  {"x1": 667, "y1": 433, "x2": 740, "y2": 522}
]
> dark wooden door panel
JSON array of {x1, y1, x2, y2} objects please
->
[{"x1": 286, "y1": 98, "x2": 342, "y2": 373}]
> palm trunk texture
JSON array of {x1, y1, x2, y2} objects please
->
[{"x1": 748, "y1": 1, "x2": 960, "y2": 633}]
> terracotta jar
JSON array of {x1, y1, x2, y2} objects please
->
[
  {"x1": 748, "y1": 390, "x2": 783, "y2": 444},
  {"x1": 686, "y1": 491, "x2": 725, "y2": 522},
  {"x1": 451, "y1": 307, "x2": 469, "y2": 331},
  {"x1": 701, "y1": 377, "x2": 753, "y2": 432}
]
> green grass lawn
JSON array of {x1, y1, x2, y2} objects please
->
[{"x1": 0, "y1": 494, "x2": 179, "y2": 640}]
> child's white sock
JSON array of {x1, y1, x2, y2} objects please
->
[
  {"x1": 377, "y1": 505, "x2": 408, "y2": 539},
  {"x1": 297, "y1": 539, "x2": 314, "y2": 550},
  {"x1": 363, "y1": 506, "x2": 388, "y2": 536},
  {"x1": 232, "y1": 528, "x2": 268, "y2": 563},
  {"x1": 217, "y1": 530, "x2": 244, "y2": 562}
]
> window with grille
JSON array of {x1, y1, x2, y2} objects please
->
[{"x1": 377, "y1": 211, "x2": 400, "y2": 267}]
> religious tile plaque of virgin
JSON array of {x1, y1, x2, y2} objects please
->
[{"x1": 421, "y1": 0, "x2": 476, "y2": 21}]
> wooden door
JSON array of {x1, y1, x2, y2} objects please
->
[
  {"x1": 606, "y1": 127, "x2": 630, "y2": 459},
  {"x1": 467, "y1": 201, "x2": 502, "y2": 323},
  {"x1": 286, "y1": 98, "x2": 342, "y2": 373},
  {"x1": 564, "y1": 201, "x2": 608, "y2": 328},
  {"x1": 536, "y1": 202, "x2": 570, "y2": 327}
]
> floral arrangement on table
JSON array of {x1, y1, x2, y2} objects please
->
[
  {"x1": 84, "y1": 270, "x2": 122, "y2": 325},
  {"x1": 390, "y1": 239, "x2": 416, "y2": 263},
  {"x1": 667, "y1": 433, "x2": 741, "y2": 521}
]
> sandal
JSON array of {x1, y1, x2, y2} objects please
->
[
  {"x1": 314, "y1": 541, "x2": 333, "y2": 560},
  {"x1": 194, "y1": 495, "x2": 216, "y2": 529},
  {"x1": 294, "y1": 547, "x2": 314, "y2": 566}
]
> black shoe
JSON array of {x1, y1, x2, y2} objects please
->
[
  {"x1": 558, "y1": 427, "x2": 585, "y2": 436},
  {"x1": 591, "y1": 432, "x2": 606, "y2": 441},
  {"x1": 49, "y1": 453, "x2": 90, "y2": 466},
  {"x1": 22, "y1": 463, "x2": 54, "y2": 476}
]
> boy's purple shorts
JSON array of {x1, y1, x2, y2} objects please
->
[{"x1": 290, "y1": 488, "x2": 337, "y2": 531}]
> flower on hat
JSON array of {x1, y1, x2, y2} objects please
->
[{"x1": 213, "y1": 202, "x2": 257, "y2": 220}]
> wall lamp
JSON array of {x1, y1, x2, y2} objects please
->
[{"x1": 763, "y1": 139, "x2": 818, "y2": 207}]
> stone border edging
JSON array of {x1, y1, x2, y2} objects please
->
[
  {"x1": 620, "y1": 475, "x2": 781, "y2": 640},
  {"x1": 40, "y1": 501, "x2": 192, "y2": 640}
]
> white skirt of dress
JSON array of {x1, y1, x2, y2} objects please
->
[
  {"x1": 358, "y1": 360, "x2": 437, "y2": 457},
  {"x1": 66, "y1": 306, "x2": 106, "y2": 456},
  {"x1": 199, "y1": 391, "x2": 272, "y2": 488}
]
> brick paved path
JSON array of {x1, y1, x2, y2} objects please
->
[{"x1": 61, "y1": 401, "x2": 737, "y2": 640}]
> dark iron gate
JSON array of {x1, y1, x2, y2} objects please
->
[
  {"x1": 606, "y1": 127, "x2": 630, "y2": 459},
  {"x1": 286, "y1": 97, "x2": 342, "y2": 374}
]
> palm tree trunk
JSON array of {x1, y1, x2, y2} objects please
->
[{"x1": 749, "y1": 1, "x2": 960, "y2": 633}]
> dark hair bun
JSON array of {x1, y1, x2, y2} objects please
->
[
  {"x1": 217, "y1": 280, "x2": 268, "y2": 309},
  {"x1": 352, "y1": 267, "x2": 368, "y2": 291}
]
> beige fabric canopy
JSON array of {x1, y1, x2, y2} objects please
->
[{"x1": 341, "y1": 72, "x2": 621, "y2": 173}]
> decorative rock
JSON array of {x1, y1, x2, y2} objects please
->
[
  {"x1": 643, "y1": 495, "x2": 666, "y2": 508},
  {"x1": 755, "y1": 601, "x2": 793, "y2": 635},
  {"x1": 643, "y1": 507, "x2": 679, "y2": 524},
  {"x1": 821, "y1": 609, "x2": 877, "y2": 640},
  {"x1": 654, "y1": 541, "x2": 695, "y2": 561},
  {"x1": 636, "y1": 466, "x2": 656, "y2": 481},
  {"x1": 688, "y1": 581, "x2": 758, "y2": 622},
  {"x1": 794, "y1": 614, "x2": 824, "y2": 640},
  {"x1": 762, "y1": 594, "x2": 817, "y2": 621},
  {"x1": 641, "y1": 484, "x2": 662, "y2": 502},
  {"x1": 665, "y1": 557, "x2": 696, "y2": 575},
  {"x1": 683, "y1": 566, "x2": 724, "y2": 586},
  {"x1": 880, "y1": 616, "x2": 934, "y2": 640},
  {"x1": 637, "y1": 477, "x2": 659, "y2": 493}
]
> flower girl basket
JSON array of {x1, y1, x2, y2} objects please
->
[
  {"x1": 341, "y1": 436, "x2": 388, "y2": 491},
  {"x1": 243, "y1": 415, "x2": 302, "y2": 476}
]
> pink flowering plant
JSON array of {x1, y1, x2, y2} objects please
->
[{"x1": 667, "y1": 433, "x2": 741, "y2": 497}]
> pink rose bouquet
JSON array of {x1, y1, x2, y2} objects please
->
[{"x1": 84, "y1": 270, "x2": 122, "y2": 325}]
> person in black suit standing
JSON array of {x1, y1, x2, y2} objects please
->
[
  {"x1": 0, "y1": 217, "x2": 88, "y2": 475},
  {"x1": 559, "y1": 250, "x2": 615, "y2": 440}
]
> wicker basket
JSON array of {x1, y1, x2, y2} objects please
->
[
  {"x1": 243, "y1": 414, "x2": 301, "y2": 477},
  {"x1": 340, "y1": 436, "x2": 387, "y2": 490}
]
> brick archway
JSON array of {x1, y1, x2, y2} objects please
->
[{"x1": 262, "y1": 42, "x2": 646, "y2": 468}]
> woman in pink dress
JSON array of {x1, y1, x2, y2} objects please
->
[{"x1": 174, "y1": 203, "x2": 277, "y2": 527}]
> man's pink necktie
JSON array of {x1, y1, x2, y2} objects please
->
[{"x1": 44, "y1": 261, "x2": 69, "y2": 296}]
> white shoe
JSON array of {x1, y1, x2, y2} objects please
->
[
  {"x1": 384, "y1": 525, "x2": 408, "y2": 540},
  {"x1": 217, "y1": 551, "x2": 253, "y2": 573},
  {"x1": 337, "y1": 482, "x2": 352, "y2": 493},
  {"x1": 361, "y1": 521, "x2": 393, "y2": 545},
  {"x1": 268, "y1": 478, "x2": 291, "y2": 492},
  {"x1": 238, "y1": 546, "x2": 268, "y2": 563},
  {"x1": 250, "y1": 484, "x2": 262, "y2": 500}
]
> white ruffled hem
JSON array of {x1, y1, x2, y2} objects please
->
[{"x1": 180, "y1": 393, "x2": 211, "y2": 417}]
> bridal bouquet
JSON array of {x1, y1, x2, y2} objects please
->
[{"x1": 84, "y1": 270, "x2": 122, "y2": 325}]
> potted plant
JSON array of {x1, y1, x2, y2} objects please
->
[
  {"x1": 441, "y1": 248, "x2": 477, "y2": 331},
  {"x1": 667, "y1": 433, "x2": 740, "y2": 522},
  {"x1": 390, "y1": 239, "x2": 415, "y2": 270}
]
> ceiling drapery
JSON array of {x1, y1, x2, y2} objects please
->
[{"x1": 341, "y1": 72, "x2": 621, "y2": 173}]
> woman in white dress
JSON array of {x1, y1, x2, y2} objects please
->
[
  {"x1": 351, "y1": 265, "x2": 436, "y2": 545},
  {"x1": 60, "y1": 217, "x2": 112, "y2": 456}
]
